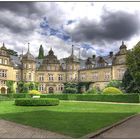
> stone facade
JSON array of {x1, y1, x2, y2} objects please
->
[{"x1": 0, "y1": 42, "x2": 127, "y2": 94}]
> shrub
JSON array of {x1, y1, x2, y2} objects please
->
[
  {"x1": 106, "y1": 80, "x2": 122, "y2": 88},
  {"x1": 64, "y1": 88, "x2": 77, "y2": 94},
  {"x1": 103, "y1": 87, "x2": 123, "y2": 95},
  {"x1": 13, "y1": 93, "x2": 30, "y2": 98},
  {"x1": 15, "y1": 98, "x2": 59, "y2": 106},
  {"x1": 28, "y1": 90, "x2": 41, "y2": 97},
  {"x1": 85, "y1": 87, "x2": 99, "y2": 94}
]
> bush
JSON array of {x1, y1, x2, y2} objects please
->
[
  {"x1": 13, "y1": 93, "x2": 30, "y2": 98},
  {"x1": 103, "y1": 87, "x2": 123, "y2": 95},
  {"x1": 28, "y1": 90, "x2": 41, "y2": 97},
  {"x1": 85, "y1": 87, "x2": 99, "y2": 94},
  {"x1": 15, "y1": 98, "x2": 59, "y2": 106},
  {"x1": 106, "y1": 80, "x2": 122, "y2": 88},
  {"x1": 64, "y1": 88, "x2": 77, "y2": 94}
]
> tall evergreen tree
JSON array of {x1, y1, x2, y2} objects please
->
[
  {"x1": 123, "y1": 41, "x2": 140, "y2": 93},
  {"x1": 38, "y1": 45, "x2": 44, "y2": 59}
]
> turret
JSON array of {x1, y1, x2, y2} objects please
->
[
  {"x1": 119, "y1": 41, "x2": 127, "y2": 54},
  {"x1": 21, "y1": 43, "x2": 36, "y2": 82}
]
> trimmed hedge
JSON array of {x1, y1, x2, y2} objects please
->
[
  {"x1": 15, "y1": 98, "x2": 59, "y2": 106},
  {"x1": 40, "y1": 94, "x2": 140, "y2": 103},
  {"x1": 76, "y1": 94, "x2": 139, "y2": 103},
  {"x1": 13, "y1": 93, "x2": 30, "y2": 98},
  {"x1": 40, "y1": 94, "x2": 78, "y2": 100},
  {"x1": 0, "y1": 94, "x2": 14, "y2": 101}
]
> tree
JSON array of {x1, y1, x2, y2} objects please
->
[
  {"x1": 38, "y1": 45, "x2": 44, "y2": 59},
  {"x1": 124, "y1": 41, "x2": 140, "y2": 93},
  {"x1": 106, "y1": 80, "x2": 122, "y2": 89},
  {"x1": 63, "y1": 82, "x2": 78, "y2": 94},
  {"x1": 6, "y1": 80, "x2": 15, "y2": 93},
  {"x1": 122, "y1": 69, "x2": 139, "y2": 93}
]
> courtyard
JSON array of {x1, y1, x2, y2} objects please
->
[{"x1": 0, "y1": 100, "x2": 140, "y2": 138}]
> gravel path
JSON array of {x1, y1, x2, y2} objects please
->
[
  {"x1": 95, "y1": 114, "x2": 140, "y2": 139},
  {"x1": 0, "y1": 119, "x2": 71, "y2": 139}
]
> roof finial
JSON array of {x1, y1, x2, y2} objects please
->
[
  {"x1": 122, "y1": 41, "x2": 124, "y2": 45},
  {"x1": 71, "y1": 44, "x2": 74, "y2": 56},
  {"x1": 3, "y1": 42, "x2": 5, "y2": 47},
  {"x1": 79, "y1": 48, "x2": 80, "y2": 60},
  {"x1": 28, "y1": 42, "x2": 30, "y2": 53}
]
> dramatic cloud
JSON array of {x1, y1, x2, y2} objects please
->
[
  {"x1": 0, "y1": 2, "x2": 140, "y2": 59},
  {"x1": 70, "y1": 9, "x2": 140, "y2": 44}
]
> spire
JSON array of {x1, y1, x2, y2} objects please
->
[
  {"x1": 79, "y1": 48, "x2": 80, "y2": 60},
  {"x1": 3, "y1": 42, "x2": 5, "y2": 47},
  {"x1": 122, "y1": 41, "x2": 124, "y2": 45},
  {"x1": 71, "y1": 44, "x2": 74, "y2": 56},
  {"x1": 27, "y1": 42, "x2": 30, "y2": 53}
]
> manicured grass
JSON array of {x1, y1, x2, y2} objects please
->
[{"x1": 0, "y1": 101, "x2": 140, "y2": 137}]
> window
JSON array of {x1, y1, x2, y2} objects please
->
[
  {"x1": 39, "y1": 74, "x2": 44, "y2": 81},
  {"x1": 16, "y1": 72, "x2": 19, "y2": 80},
  {"x1": 28, "y1": 64, "x2": 31, "y2": 69},
  {"x1": 58, "y1": 85, "x2": 64, "y2": 91},
  {"x1": 24, "y1": 73, "x2": 26, "y2": 80},
  {"x1": 119, "y1": 58, "x2": 125, "y2": 64},
  {"x1": 0, "y1": 69, "x2": 7, "y2": 77},
  {"x1": 118, "y1": 69, "x2": 125, "y2": 79},
  {"x1": 75, "y1": 74, "x2": 77, "y2": 80},
  {"x1": 47, "y1": 65, "x2": 51, "y2": 70},
  {"x1": 0, "y1": 58, "x2": 2, "y2": 64},
  {"x1": 81, "y1": 74, "x2": 85, "y2": 80},
  {"x1": 93, "y1": 72, "x2": 98, "y2": 81},
  {"x1": 69, "y1": 75, "x2": 73, "y2": 80},
  {"x1": 58, "y1": 74, "x2": 63, "y2": 81},
  {"x1": 4, "y1": 59, "x2": 8, "y2": 65},
  {"x1": 0, "y1": 80, "x2": 6, "y2": 85},
  {"x1": 39, "y1": 84, "x2": 44, "y2": 91},
  {"x1": 24, "y1": 64, "x2": 26, "y2": 68},
  {"x1": 104, "y1": 72, "x2": 110, "y2": 80},
  {"x1": 70, "y1": 65, "x2": 72, "y2": 70},
  {"x1": 55, "y1": 65, "x2": 59, "y2": 70},
  {"x1": 49, "y1": 74, "x2": 53, "y2": 81},
  {"x1": 29, "y1": 73, "x2": 32, "y2": 81}
]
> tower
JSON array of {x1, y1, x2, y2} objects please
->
[
  {"x1": 21, "y1": 43, "x2": 36, "y2": 82},
  {"x1": 65, "y1": 44, "x2": 80, "y2": 82}
]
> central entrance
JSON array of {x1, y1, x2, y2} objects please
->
[{"x1": 49, "y1": 87, "x2": 54, "y2": 93}]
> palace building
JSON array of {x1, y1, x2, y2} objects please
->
[{"x1": 0, "y1": 42, "x2": 127, "y2": 94}]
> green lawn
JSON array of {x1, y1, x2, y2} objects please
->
[{"x1": 0, "y1": 101, "x2": 140, "y2": 138}]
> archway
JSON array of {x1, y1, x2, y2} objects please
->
[
  {"x1": 1, "y1": 87, "x2": 6, "y2": 94},
  {"x1": 49, "y1": 87, "x2": 54, "y2": 93}
]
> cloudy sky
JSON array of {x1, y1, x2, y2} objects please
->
[{"x1": 0, "y1": 2, "x2": 140, "y2": 59}]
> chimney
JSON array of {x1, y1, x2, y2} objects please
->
[
  {"x1": 109, "y1": 51, "x2": 113, "y2": 57},
  {"x1": 92, "y1": 55, "x2": 96, "y2": 60}
]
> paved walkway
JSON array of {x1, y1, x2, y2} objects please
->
[
  {"x1": 95, "y1": 114, "x2": 140, "y2": 139},
  {"x1": 0, "y1": 119, "x2": 71, "y2": 139}
]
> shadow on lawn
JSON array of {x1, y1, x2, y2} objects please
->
[{"x1": 0, "y1": 110, "x2": 135, "y2": 138}]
